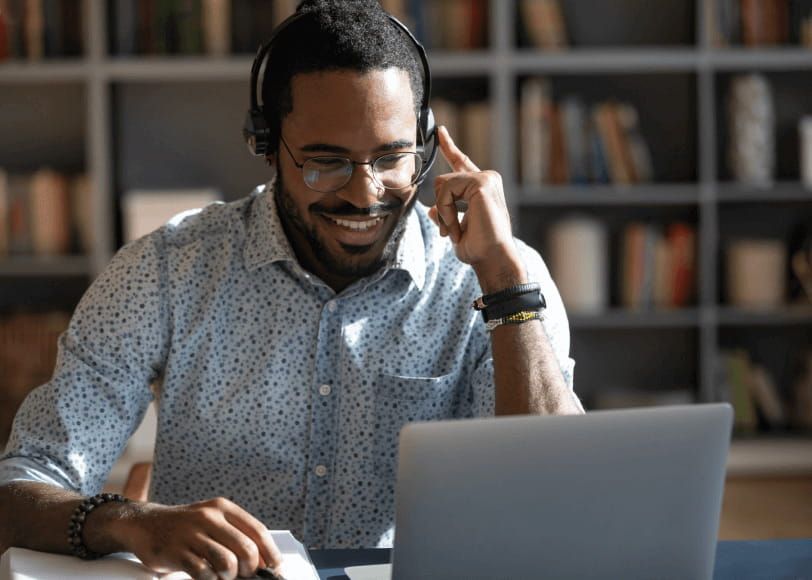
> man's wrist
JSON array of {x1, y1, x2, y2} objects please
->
[
  {"x1": 472, "y1": 248, "x2": 527, "y2": 294},
  {"x1": 82, "y1": 500, "x2": 142, "y2": 555}
]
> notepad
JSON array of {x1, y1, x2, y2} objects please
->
[
  {"x1": 345, "y1": 563, "x2": 392, "y2": 580},
  {"x1": 0, "y1": 530, "x2": 317, "y2": 580}
]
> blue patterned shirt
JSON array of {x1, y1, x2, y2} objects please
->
[{"x1": 0, "y1": 182, "x2": 578, "y2": 548}]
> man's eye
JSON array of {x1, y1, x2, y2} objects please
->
[
  {"x1": 377, "y1": 154, "x2": 406, "y2": 169},
  {"x1": 311, "y1": 158, "x2": 346, "y2": 169}
]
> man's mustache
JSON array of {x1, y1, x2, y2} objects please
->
[{"x1": 310, "y1": 199, "x2": 404, "y2": 217}]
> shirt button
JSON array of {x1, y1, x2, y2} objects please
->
[
  {"x1": 314, "y1": 465, "x2": 328, "y2": 477},
  {"x1": 327, "y1": 301, "x2": 337, "y2": 312},
  {"x1": 319, "y1": 384, "x2": 332, "y2": 396}
]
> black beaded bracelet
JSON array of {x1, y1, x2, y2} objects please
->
[
  {"x1": 472, "y1": 282, "x2": 540, "y2": 310},
  {"x1": 68, "y1": 492, "x2": 129, "y2": 560}
]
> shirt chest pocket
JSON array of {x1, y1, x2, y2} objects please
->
[{"x1": 373, "y1": 372, "x2": 459, "y2": 477}]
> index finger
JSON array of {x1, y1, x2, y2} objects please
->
[
  {"x1": 222, "y1": 506, "x2": 283, "y2": 569},
  {"x1": 438, "y1": 125, "x2": 480, "y2": 173}
]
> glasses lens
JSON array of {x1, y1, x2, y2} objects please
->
[
  {"x1": 374, "y1": 153, "x2": 422, "y2": 189},
  {"x1": 303, "y1": 157, "x2": 353, "y2": 192}
]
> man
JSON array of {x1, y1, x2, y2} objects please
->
[{"x1": 0, "y1": 0, "x2": 583, "y2": 578}]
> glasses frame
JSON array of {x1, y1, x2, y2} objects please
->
[{"x1": 279, "y1": 135, "x2": 423, "y2": 194}]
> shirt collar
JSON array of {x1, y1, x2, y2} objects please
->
[{"x1": 243, "y1": 181, "x2": 426, "y2": 291}]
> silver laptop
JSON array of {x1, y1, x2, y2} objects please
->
[{"x1": 389, "y1": 403, "x2": 733, "y2": 580}]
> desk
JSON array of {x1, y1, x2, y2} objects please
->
[{"x1": 310, "y1": 539, "x2": 812, "y2": 580}]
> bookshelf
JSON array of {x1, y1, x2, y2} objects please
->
[{"x1": 1, "y1": 0, "x2": 812, "y2": 468}]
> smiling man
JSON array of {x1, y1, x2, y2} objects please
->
[{"x1": 0, "y1": 1, "x2": 582, "y2": 579}]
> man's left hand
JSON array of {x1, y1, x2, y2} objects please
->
[{"x1": 428, "y1": 126, "x2": 526, "y2": 292}]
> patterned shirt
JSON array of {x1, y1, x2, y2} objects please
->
[{"x1": 0, "y1": 182, "x2": 578, "y2": 548}]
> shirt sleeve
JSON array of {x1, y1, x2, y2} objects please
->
[
  {"x1": 467, "y1": 238, "x2": 583, "y2": 417},
  {"x1": 0, "y1": 231, "x2": 171, "y2": 494}
]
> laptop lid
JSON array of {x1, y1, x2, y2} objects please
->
[{"x1": 391, "y1": 403, "x2": 733, "y2": 580}]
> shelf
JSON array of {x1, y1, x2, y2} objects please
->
[
  {"x1": 727, "y1": 437, "x2": 812, "y2": 476},
  {"x1": 568, "y1": 308, "x2": 701, "y2": 329},
  {"x1": 709, "y1": 48, "x2": 812, "y2": 71},
  {"x1": 0, "y1": 256, "x2": 92, "y2": 277},
  {"x1": 513, "y1": 48, "x2": 699, "y2": 73},
  {"x1": 104, "y1": 56, "x2": 254, "y2": 81},
  {"x1": 0, "y1": 60, "x2": 89, "y2": 83},
  {"x1": 717, "y1": 306, "x2": 812, "y2": 326},
  {"x1": 519, "y1": 184, "x2": 700, "y2": 206},
  {"x1": 716, "y1": 182, "x2": 812, "y2": 203}
]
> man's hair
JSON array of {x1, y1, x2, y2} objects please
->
[{"x1": 260, "y1": 0, "x2": 425, "y2": 155}]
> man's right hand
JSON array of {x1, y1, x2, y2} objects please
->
[{"x1": 102, "y1": 497, "x2": 283, "y2": 580}]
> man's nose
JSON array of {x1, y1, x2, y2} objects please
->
[{"x1": 335, "y1": 163, "x2": 383, "y2": 208}]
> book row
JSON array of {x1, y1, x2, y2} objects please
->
[
  {"x1": 0, "y1": 0, "x2": 83, "y2": 61},
  {"x1": 548, "y1": 217, "x2": 696, "y2": 313},
  {"x1": 712, "y1": 0, "x2": 812, "y2": 47},
  {"x1": 109, "y1": 0, "x2": 488, "y2": 57},
  {"x1": 520, "y1": 79, "x2": 654, "y2": 187},
  {"x1": 720, "y1": 348, "x2": 812, "y2": 433},
  {"x1": 0, "y1": 168, "x2": 92, "y2": 258}
]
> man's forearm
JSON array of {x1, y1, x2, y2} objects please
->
[
  {"x1": 490, "y1": 318, "x2": 583, "y2": 415},
  {"x1": 0, "y1": 482, "x2": 128, "y2": 556},
  {"x1": 474, "y1": 257, "x2": 583, "y2": 417}
]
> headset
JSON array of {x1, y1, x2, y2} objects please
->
[{"x1": 242, "y1": 10, "x2": 438, "y2": 184}]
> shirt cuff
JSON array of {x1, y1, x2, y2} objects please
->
[{"x1": 0, "y1": 456, "x2": 77, "y2": 490}]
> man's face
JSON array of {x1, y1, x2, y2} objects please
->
[{"x1": 273, "y1": 68, "x2": 420, "y2": 287}]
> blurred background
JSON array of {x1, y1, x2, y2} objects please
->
[{"x1": 0, "y1": 0, "x2": 810, "y2": 540}]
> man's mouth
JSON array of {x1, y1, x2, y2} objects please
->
[
  {"x1": 324, "y1": 215, "x2": 385, "y2": 231},
  {"x1": 319, "y1": 213, "x2": 389, "y2": 247}
]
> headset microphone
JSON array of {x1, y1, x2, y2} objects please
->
[{"x1": 242, "y1": 11, "x2": 437, "y2": 183}]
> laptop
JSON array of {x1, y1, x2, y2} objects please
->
[{"x1": 362, "y1": 403, "x2": 733, "y2": 580}]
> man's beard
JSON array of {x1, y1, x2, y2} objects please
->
[{"x1": 273, "y1": 168, "x2": 417, "y2": 280}]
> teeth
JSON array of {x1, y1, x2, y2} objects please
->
[{"x1": 329, "y1": 217, "x2": 383, "y2": 231}]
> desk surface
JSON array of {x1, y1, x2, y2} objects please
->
[{"x1": 310, "y1": 539, "x2": 812, "y2": 580}]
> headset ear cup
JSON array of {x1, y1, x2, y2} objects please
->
[
  {"x1": 243, "y1": 110, "x2": 271, "y2": 156},
  {"x1": 418, "y1": 107, "x2": 438, "y2": 182}
]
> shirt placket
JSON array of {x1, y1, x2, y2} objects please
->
[{"x1": 302, "y1": 295, "x2": 342, "y2": 547}]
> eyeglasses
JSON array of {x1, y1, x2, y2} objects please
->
[{"x1": 279, "y1": 135, "x2": 423, "y2": 194}]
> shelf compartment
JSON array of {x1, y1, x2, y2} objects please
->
[
  {"x1": 716, "y1": 71, "x2": 812, "y2": 182},
  {"x1": 515, "y1": 0, "x2": 695, "y2": 49}
]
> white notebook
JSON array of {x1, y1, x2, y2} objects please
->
[{"x1": 0, "y1": 530, "x2": 317, "y2": 580}]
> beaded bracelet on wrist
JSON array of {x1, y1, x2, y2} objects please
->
[
  {"x1": 485, "y1": 309, "x2": 543, "y2": 331},
  {"x1": 68, "y1": 492, "x2": 129, "y2": 560}
]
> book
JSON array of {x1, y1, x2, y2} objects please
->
[
  {"x1": 667, "y1": 222, "x2": 696, "y2": 307},
  {"x1": 0, "y1": 0, "x2": 10, "y2": 61},
  {"x1": 593, "y1": 103, "x2": 633, "y2": 185},
  {"x1": 24, "y1": 0, "x2": 44, "y2": 60},
  {"x1": 560, "y1": 96, "x2": 589, "y2": 184},
  {"x1": 29, "y1": 167, "x2": 72, "y2": 255},
  {"x1": 459, "y1": 101, "x2": 491, "y2": 170},
  {"x1": 519, "y1": 77, "x2": 551, "y2": 187},
  {"x1": 750, "y1": 363, "x2": 786, "y2": 428},
  {"x1": 7, "y1": 173, "x2": 32, "y2": 254},
  {"x1": 723, "y1": 350, "x2": 758, "y2": 433},
  {"x1": 0, "y1": 530, "x2": 319, "y2": 579},
  {"x1": 519, "y1": 0, "x2": 568, "y2": 50},
  {"x1": 0, "y1": 168, "x2": 8, "y2": 256},
  {"x1": 122, "y1": 189, "x2": 221, "y2": 242},
  {"x1": 202, "y1": 0, "x2": 230, "y2": 56},
  {"x1": 617, "y1": 103, "x2": 654, "y2": 183},
  {"x1": 548, "y1": 103, "x2": 569, "y2": 184}
]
